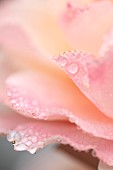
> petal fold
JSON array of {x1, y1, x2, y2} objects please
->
[{"x1": 4, "y1": 70, "x2": 113, "y2": 140}]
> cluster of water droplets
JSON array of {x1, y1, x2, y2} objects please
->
[
  {"x1": 7, "y1": 126, "x2": 68, "y2": 154},
  {"x1": 7, "y1": 85, "x2": 83, "y2": 126},
  {"x1": 53, "y1": 50, "x2": 91, "y2": 89}
]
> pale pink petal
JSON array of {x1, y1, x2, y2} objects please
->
[
  {"x1": 4, "y1": 70, "x2": 113, "y2": 140},
  {"x1": 59, "y1": 0, "x2": 113, "y2": 55},
  {"x1": 1, "y1": 103, "x2": 113, "y2": 165},
  {"x1": 0, "y1": 104, "x2": 30, "y2": 134},
  {"x1": 4, "y1": 112, "x2": 113, "y2": 166}
]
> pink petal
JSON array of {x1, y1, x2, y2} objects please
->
[
  {"x1": 4, "y1": 70, "x2": 113, "y2": 140},
  {"x1": 59, "y1": 0, "x2": 113, "y2": 55},
  {"x1": 0, "y1": 104, "x2": 30, "y2": 134},
  {"x1": 3, "y1": 110, "x2": 113, "y2": 166},
  {"x1": 1, "y1": 103, "x2": 113, "y2": 165},
  {"x1": 54, "y1": 48, "x2": 113, "y2": 120}
]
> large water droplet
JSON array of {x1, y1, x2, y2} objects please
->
[
  {"x1": 7, "y1": 130, "x2": 20, "y2": 143},
  {"x1": 15, "y1": 144, "x2": 27, "y2": 151},
  {"x1": 67, "y1": 63, "x2": 78, "y2": 74}
]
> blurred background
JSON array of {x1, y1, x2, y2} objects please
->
[{"x1": 0, "y1": 136, "x2": 98, "y2": 170}]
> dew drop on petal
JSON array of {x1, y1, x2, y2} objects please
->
[
  {"x1": 67, "y1": 63, "x2": 78, "y2": 74},
  {"x1": 7, "y1": 92, "x2": 12, "y2": 97},
  {"x1": 31, "y1": 136, "x2": 37, "y2": 143},
  {"x1": 69, "y1": 115, "x2": 76, "y2": 123},
  {"x1": 91, "y1": 150, "x2": 97, "y2": 158},
  {"x1": 28, "y1": 147, "x2": 37, "y2": 154},
  {"x1": 7, "y1": 130, "x2": 20, "y2": 143},
  {"x1": 10, "y1": 99, "x2": 17, "y2": 104},
  {"x1": 56, "y1": 56, "x2": 67, "y2": 67},
  {"x1": 14, "y1": 144, "x2": 27, "y2": 151},
  {"x1": 26, "y1": 141, "x2": 32, "y2": 146}
]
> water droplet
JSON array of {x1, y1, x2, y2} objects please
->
[
  {"x1": 14, "y1": 144, "x2": 27, "y2": 151},
  {"x1": 32, "y1": 113, "x2": 38, "y2": 118},
  {"x1": 57, "y1": 56, "x2": 67, "y2": 67},
  {"x1": 26, "y1": 141, "x2": 32, "y2": 146},
  {"x1": 38, "y1": 114, "x2": 48, "y2": 120},
  {"x1": 69, "y1": 115, "x2": 75, "y2": 123},
  {"x1": 31, "y1": 136, "x2": 37, "y2": 143},
  {"x1": 67, "y1": 63, "x2": 78, "y2": 74},
  {"x1": 22, "y1": 137, "x2": 28, "y2": 143},
  {"x1": 7, "y1": 130, "x2": 20, "y2": 143},
  {"x1": 28, "y1": 147, "x2": 37, "y2": 154},
  {"x1": 92, "y1": 150, "x2": 97, "y2": 158},
  {"x1": 10, "y1": 99, "x2": 17, "y2": 104},
  {"x1": 7, "y1": 92, "x2": 12, "y2": 97}
]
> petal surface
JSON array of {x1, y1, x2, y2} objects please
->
[
  {"x1": 59, "y1": 0, "x2": 113, "y2": 55},
  {"x1": 1, "y1": 104, "x2": 113, "y2": 165},
  {"x1": 54, "y1": 48, "x2": 113, "y2": 119},
  {"x1": 4, "y1": 70, "x2": 113, "y2": 140},
  {"x1": 0, "y1": 0, "x2": 70, "y2": 55}
]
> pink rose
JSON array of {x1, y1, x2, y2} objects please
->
[{"x1": 0, "y1": 0, "x2": 113, "y2": 169}]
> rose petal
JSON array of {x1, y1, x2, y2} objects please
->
[
  {"x1": 2, "y1": 110, "x2": 113, "y2": 166},
  {"x1": 0, "y1": 0, "x2": 70, "y2": 55},
  {"x1": 59, "y1": 0, "x2": 113, "y2": 55},
  {"x1": 1, "y1": 104, "x2": 113, "y2": 165},
  {"x1": 0, "y1": 104, "x2": 30, "y2": 134},
  {"x1": 4, "y1": 70, "x2": 113, "y2": 140}
]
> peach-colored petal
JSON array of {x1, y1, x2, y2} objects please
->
[
  {"x1": 59, "y1": 0, "x2": 113, "y2": 55},
  {"x1": 4, "y1": 70, "x2": 113, "y2": 140},
  {"x1": 54, "y1": 49, "x2": 113, "y2": 119},
  {"x1": 53, "y1": 28, "x2": 113, "y2": 118},
  {"x1": 0, "y1": 0, "x2": 70, "y2": 55}
]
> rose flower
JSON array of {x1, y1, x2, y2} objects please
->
[{"x1": 0, "y1": 0, "x2": 113, "y2": 169}]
